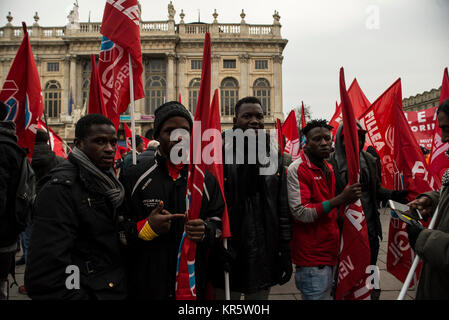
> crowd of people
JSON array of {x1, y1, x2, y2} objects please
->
[{"x1": 1, "y1": 96, "x2": 448, "y2": 300}]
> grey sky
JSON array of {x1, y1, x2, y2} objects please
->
[{"x1": 1, "y1": 0, "x2": 448, "y2": 120}]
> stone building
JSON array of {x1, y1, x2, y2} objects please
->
[
  {"x1": 0, "y1": 2, "x2": 288, "y2": 141},
  {"x1": 402, "y1": 87, "x2": 441, "y2": 112}
]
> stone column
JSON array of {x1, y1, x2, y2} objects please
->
[
  {"x1": 273, "y1": 54, "x2": 283, "y2": 119},
  {"x1": 69, "y1": 55, "x2": 77, "y2": 109},
  {"x1": 176, "y1": 55, "x2": 186, "y2": 105},
  {"x1": 239, "y1": 54, "x2": 250, "y2": 98},
  {"x1": 166, "y1": 53, "x2": 175, "y2": 101},
  {"x1": 61, "y1": 56, "x2": 71, "y2": 120},
  {"x1": 211, "y1": 54, "x2": 220, "y2": 96}
]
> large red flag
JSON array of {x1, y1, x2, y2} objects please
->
[
  {"x1": 123, "y1": 122, "x2": 132, "y2": 150},
  {"x1": 335, "y1": 68, "x2": 371, "y2": 300},
  {"x1": 386, "y1": 97, "x2": 437, "y2": 286},
  {"x1": 0, "y1": 23, "x2": 43, "y2": 158},
  {"x1": 99, "y1": 0, "x2": 144, "y2": 129},
  {"x1": 404, "y1": 107, "x2": 437, "y2": 150},
  {"x1": 176, "y1": 32, "x2": 211, "y2": 300},
  {"x1": 359, "y1": 79, "x2": 402, "y2": 189},
  {"x1": 282, "y1": 110, "x2": 300, "y2": 160},
  {"x1": 301, "y1": 101, "x2": 307, "y2": 129},
  {"x1": 428, "y1": 67, "x2": 449, "y2": 182},
  {"x1": 37, "y1": 121, "x2": 68, "y2": 159},
  {"x1": 88, "y1": 54, "x2": 107, "y2": 116}
]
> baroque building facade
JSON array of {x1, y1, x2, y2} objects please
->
[
  {"x1": 0, "y1": 3, "x2": 288, "y2": 142},
  {"x1": 402, "y1": 87, "x2": 442, "y2": 112}
]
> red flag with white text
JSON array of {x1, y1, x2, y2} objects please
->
[
  {"x1": 0, "y1": 23, "x2": 43, "y2": 158},
  {"x1": 282, "y1": 110, "x2": 300, "y2": 160},
  {"x1": 335, "y1": 68, "x2": 371, "y2": 300},
  {"x1": 404, "y1": 107, "x2": 437, "y2": 150},
  {"x1": 428, "y1": 67, "x2": 449, "y2": 182},
  {"x1": 176, "y1": 32, "x2": 212, "y2": 300},
  {"x1": 99, "y1": 0, "x2": 144, "y2": 129},
  {"x1": 37, "y1": 121, "x2": 68, "y2": 159},
  {"x1": 386, "y1": 97, "x2": 436, "y2": 286},
  {"x1": 359, "y1": 79, "x2": 402, "y2": 190}
]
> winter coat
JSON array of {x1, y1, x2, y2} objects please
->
[
  {"x1": 414, "y1": 189, "x2": 449, "y2": 299},
  {"x1": 119, "y1": 151, "x2": 225, "y2": 300},
  {"x1": 0, "y1": 123, "x2": 26, "y2": 249},
  {"x1": 209, "y1": 129, "x2": 292, "y2": 294},
  {"x1": 25, "y1": 154, "x2": 127, "y2": 300}
]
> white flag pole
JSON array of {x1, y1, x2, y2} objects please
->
[
  {"x1": 397, "y1": 204, "x2": 439, "y2": 300},
  {"x1": 223, "y1": 238, "x2": 230, "y2": 300},
  {"x1": 128, "y1": 53, "x2": 137, "y2": 165}
]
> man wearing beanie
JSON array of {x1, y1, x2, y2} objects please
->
[{"x1": 119, "y1": 101, "x2": 225, "y2": 300}]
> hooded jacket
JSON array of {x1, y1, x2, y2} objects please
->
[{"x1": 0, "y1": 122, "x2": 26, "y2": 249}]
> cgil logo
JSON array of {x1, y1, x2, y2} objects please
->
[{"x1": 106, "y1": 0, "x2": 140, "y2": 26}]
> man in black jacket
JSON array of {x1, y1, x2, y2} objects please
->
[
  {"x1": 25, "y1": 114, "x2": 127, "y2": 300},
  {"x1": 0, "y1": 118, "x2": 27, "y2": 300},
  {"x1": 119, "y1": 101, "x2": 224, "y2": 300},
  {"x1": 209, "y1": 96, "x2": 292, "y2": 300}
]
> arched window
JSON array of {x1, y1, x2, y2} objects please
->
[
  {"x1": 188, "y1": 78, "x2": 201, "y2": 115},
  {"x1": 145, "y1": 59, "x2": 167, "y2": 114},
  {"x1": 220, "y1": 77, "x2": 239, "y2": 116},
  {"x1": 44, "y1": 80, "x2": 61, "y2": 118},
  {"x1": 253, "y1": 78, "x2": 271, "y2": 115},
  {"x1": 82, "y1": 60, "x2": 91, "y2": 108}
]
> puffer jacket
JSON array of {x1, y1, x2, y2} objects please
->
[{"x1": 25, "y1": 154, "x2": 127, "y2": 300}]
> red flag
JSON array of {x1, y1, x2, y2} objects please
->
[
  {"x1": 176, "y1": 32, "x2": 212, "y2": 300},
  {"x1": 335, "y1": 67, "x2": 371, "y2": 300},
  {"x1": 88, "y1": 54, "x2": 107, "y2": 116},
  {"x1": 178, "y1": 93, "x2": 182, "y2": 103},
  {"x1": 386, "y1": 97, "x2": 437, "y2": 286},
  {"x1": 37, "y1": 121, "x2": 68, "y2": 159},
  {"x1": 282, "y1": 110, "x2": 300, "y2": 160},
  {"x1": 123, "y1": 122, "x2": 132, "y2": 150},
  {"x1": 330, "y1": 79, "x2": 371, "y2": 138},
  {"x1": 142, "y1": 136, "x2": 150, "y2": 149},
  {"x1": 275, "y1": 118, "x2": 284, "y2": 156},
  {"x1": 428, "y1": 68, "x2": 449, "y2": 182},
  {"x1": 0, "y1": 23, "x2": 43, "y2": 158},
  {"x1": 99, "y1": 0, "x2": 144, "y2": 129},
  {"x1": 359, "y1": 79, "x2": 402, "y2": 189},
  {"x1": 404, "y1": 107, "x2": 437, "y2": 150}
]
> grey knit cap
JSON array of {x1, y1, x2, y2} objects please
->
[{"x1": 153, "y1": 101, "x2": 193, "y2": 138}]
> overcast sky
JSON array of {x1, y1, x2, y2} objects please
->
[{"x1": 1, "y1": 0, "x2": 448, "y2": 120}]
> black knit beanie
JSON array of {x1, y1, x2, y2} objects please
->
[{"x1": 153, "y1": 101, "x2": 193, "y2": 138}]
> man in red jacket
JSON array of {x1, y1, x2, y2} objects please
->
[{"x1": 286, "y1": 119, "x2": 361, "y2": 300}]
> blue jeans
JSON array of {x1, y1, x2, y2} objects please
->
[
  {"x1": 19, "y1": 227, "x2": 30, "y2": 264},
  {"x1": 295, "y1": 266, "x2": 334, "y2": 300}
]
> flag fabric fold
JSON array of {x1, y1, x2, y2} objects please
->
[
  {"x1": 335, "y1": 67, "x2": 371, "y2": 300},
  {"x1": 0, "y1": 22, "x2": 43, "y2": 158},
  {"x1": 88, "y1": 54, "x2": 107, "y2": 116},
  {"x1": 37, "y1": 121, "x2": 68, "y2": 159},
  {"x1": 282, "y1": 110, "x2": 300, "y2": 160}
]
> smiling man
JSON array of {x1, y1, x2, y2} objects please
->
[
  {"x1": 25, "y1": 114, "x2": 127, "y2": 300},
  {"x1": 286, "y1": 119, "x2": 362, "y2": 300}
]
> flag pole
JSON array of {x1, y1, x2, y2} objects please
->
[
  {"x1": 397, "y1": 204, "x2": 440, "y2": 300},
  {"x1": 223, "y1": 238, "x2": 230, "y2": 300},
  {"x1": 128, "y1": 53, "x2": 137, "y2": 165},
  {"x1": 42, "y1": 110, "x2": 52, "y2": 150}
]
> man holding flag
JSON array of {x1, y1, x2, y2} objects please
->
[
  {"x1": 119, "y1": 101, "x2": 225, "y2": 299},
  {"x1": 287, "y1": 119, "x2": 362, "y2": 300}
]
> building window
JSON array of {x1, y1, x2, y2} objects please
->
[
  {"x1": 47, "y1": 62, "x2": 60, "y2": 72},
  {"x1": 44, "y1": 80, "x2": 61, "y2": 118},
  {"x1": 145, "y1": 59, "x2": 167, "y2": 114},
  {"x1": 82, "y1": 60, "x2": 91, "y2": 108},
  {"x1": 223, "y1": 59, "x2": 236, "y2": 69},
  {"x1": 255, "y1": 60, "x2": 268, "y2": 70},
  {"x1": 253, "y1": 78, "x2": 271, "y2": 115},
  {"x1": 188, "y1": 78, "x2": 201, "y2": 115},
  {"x1": 220, "y1": 77, "x2": 239, "y2": 116},
  {"x1": 191, "y1": 59, "x2": 202, "y2": 70}
]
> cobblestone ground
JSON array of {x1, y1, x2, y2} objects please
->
[{"x1": 8, "y1": 208, "x2": 415, "y2": 300}]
